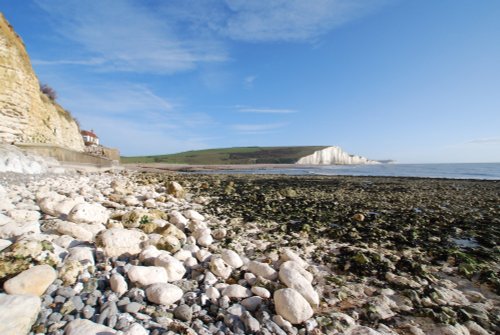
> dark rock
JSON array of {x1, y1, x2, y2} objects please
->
[{"x1": 174, "y1": 304, "x2": 193, "y2": 322}]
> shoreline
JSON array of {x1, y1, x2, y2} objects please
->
[{"x1": 0, "y1": 170, "x2": 498, "y2": 334}]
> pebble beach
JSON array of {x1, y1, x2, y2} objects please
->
[{"x1": 0, "y1": 165, "x2": 499, "y2": 335}]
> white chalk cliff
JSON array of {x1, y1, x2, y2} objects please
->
[{"x1": 296, "y1": 146, "x2": 379, "y2": 165}]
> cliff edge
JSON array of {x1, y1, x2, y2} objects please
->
[
  {"x1": 0, "y1": 13, "x2": 84, "y2": 152},
  {"x1": 296, "y1": 146, "x2": 379, "y2": 165}
]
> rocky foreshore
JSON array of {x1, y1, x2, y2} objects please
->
[{"x1": 0, "y1": 168, "x2": 499, "y2": 335}]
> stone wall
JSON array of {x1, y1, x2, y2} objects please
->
[
  {"x1": 0, "y1": 14, "x2": 84, "y2": 152},
  {"x1": 17, "y1": 144, "x2": 117, "y2": 167},
  {"x1": 84, "y1": 145, "x2": 120, "y2": 161}
]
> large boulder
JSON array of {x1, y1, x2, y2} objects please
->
[
  {"x1": 154, "y1": 254, "x2": 186, "y2": 281},
  {"x1": 279, "y1": 263, "x2": 319, "y2": 306},
  {"x1": 0, "y1": 294, "x2": 42, "y2": 335},
  {"x1": 274, "y1": 288, "x2": 314, "y2": 324},
  {"x1": 97, "y1": 228, "x2": 147, "y2": 258},
  {"x1": 68, "y1": 203, "x2": 109, "y2": 225},
  {"x1": 166, "y1": 181, "x2": 185, "y2": 198},
  {"x1": 127, "y1": 266, "x2": 168, "y2": 286},
  {"x1": 146, "y1": 283, "x2": 183, "y2": 306},
  {"x1": 3, "y1": 264, "x2": 56, "y2": 296}
]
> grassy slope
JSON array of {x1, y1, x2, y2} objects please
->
[{"x1": 121, "y1": 146, "x2": 328, "y2": 165}]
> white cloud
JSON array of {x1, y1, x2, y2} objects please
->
[
  {"x1": 31, "y1": 0, "x2": 389, "y2": 74},
  {"x1": 231, "y1": 122, "x2": 288, "y2": 134},
  {"x1": 244, "y1": 75, "x2": 257, "y2": 88},
  {"x1": 216, "y1": 0, "x2": 388, "y2": 42},
  {"x1": 32, "y1": 58, "x2": 106, "y2": 66},
  {"x1": 466, "y1": 137, "x2": 500, "y2": 145},
  {"x1": 81, "y1": 115, "x2": 211, "y2": 156},
  {"x1": 34, "y1": 0, "x2": 227, "y2": 74},
  {"x1": 238, "y1": 107, "x2": 297, "y2": 114},
  {"x1": 52, "y1": 81, "x2": 217, "y2": 155}
]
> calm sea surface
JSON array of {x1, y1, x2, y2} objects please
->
[{"x1": 193, "y1": 163, "x2": 500, "y2": 180}]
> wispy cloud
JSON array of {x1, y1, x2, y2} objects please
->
[
  {"x1": 53, "y1": 81, "x2": 217, "y2": 154},
  {"x1": 466, "y1": 137, "x2": 500, "y2": 145},
  {"x1": 32, "y1": 58, "x2": 106, "y2": 66},
  {"x1": 214, "y1": 0, "x2": 388, "y2": 42},
  {"x1": 244, "y1": 75, "x2": 257, "y2": 88},
  {"x1": 34, "y1": 0, "x2": 227, "y2": 74},
  {"x1": 238, "y1": 107, "x2": 298, "y2": 114},
  {"x1": 231, "y1": 122, "x2": 288, "y2": 134}
]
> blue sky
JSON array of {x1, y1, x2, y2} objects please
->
[{"x1": 2, "y1": 0, "x2": 500, "y2": 163}]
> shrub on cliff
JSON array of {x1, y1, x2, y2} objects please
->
[{"x1": 40, "y1": 83, "x2": 57, "y2": 101}]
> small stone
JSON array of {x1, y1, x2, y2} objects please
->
[
  {"x1": 110, "y1": 273, "x2": 128, "y2": 296},
  {"x1": 222, "y1": 284, "x2": 252, "y2": 299},
  {"x1": 125, "y1": 302, "x2": 143, "y2": 314},
  {"x1": 154, "y1": 253, "x2": 186, "y2": 281},
  {"x1": 210, "y1": 257, "x2": 232, "y2": 279},
  {"x1": 71, "y1": 296, "x2": 85, "y2": 311},
  {"x1": 244, "y1": 272, "x2": 257, "y2": 285},
  {"x1": 274, "y1": 288, "x2": 314, "y2": 324},
  {"x1": 167, "y1": 182, "x2": 185, "y2": 198},
  {"x1": 195, "y1": 229, "x2": 213, "y2": 247},
  {"x1": 196, "y1": 249, "x2": 212, "y2": 262},
  {"x1": 252, "y1": 286, "x2": 271, "y2": 299},
  {"x1": 241, "y1": 296, "x2": 263, "y2": 312},
  {"x1": 57, "y1": 286, "x2": 77, "y2": 298},
  {"x1": 227, "y1": 304, "x2": 246, "y2": 316},
  {"x1": 184, "y1": 209, "x2": 205, "y2": 221},
  {"x1": 174, "y1": 304, "x2": 193, "y2": 322},
  {"x1": 68, "y1": 202, "x2": 109, "y2": 225},
  {"x1": 206, "y1": 287, "x2": 221, "y2": 300},
  {"x1": 280, "y1": 248, "x2": 308, "y2": 269},
  {"x1": 248, "y1": 261, "x2": 278, "y2": 280},
  {"x1": 3, "y1": 264, "x2": 57, "y2": 296},
  {"x1": 352, "y1": 213, "x2": 365, "y2": 222},
  {"x1": 64, "y1": 319, "x2": 116, "y2": 335},
  {"x1": 82, "y1": 305, "x2": 95, "y2": 319},
  {"x1": 146, "y1": 283, "x2": 183, "y2": 306},
  {"x1": 56, "y1": 221, "x2": 93, "y2": 242},
  {"x1": 221, "y1": 249, "x2": 244, "y2": 268},
  {"x1": 122, "y1": 323, "x2": 149, "y2": 335},
  {"x1": 169, "y1": 210, "x2": 189, "y2": 227},
  {"x1": 242, "y1": 311, "x2": 261, "y2": 333},
  {"x1": 212, "y1": 228, "x2": 227, "y2": 240},
  {"x1": 49, "y1": 313, "x2": 63, "y2": 323},
  {"x1": 127, "y1": 266, "x2": 168, "y2": 286}
]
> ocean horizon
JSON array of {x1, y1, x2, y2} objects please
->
[{"x1": 189, "y1": 162, "x2": 500, "y2": 180}]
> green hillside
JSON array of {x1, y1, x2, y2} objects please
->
[{"x1": 121, "y1": 146, "x2": 328, "y2": 165}]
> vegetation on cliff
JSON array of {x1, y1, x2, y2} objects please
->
[{"x1": 121, "y1": 146, "x2": 328, "y2": 165}]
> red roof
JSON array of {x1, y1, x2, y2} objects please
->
[{"x1": 81, "y1": 130, "x2": 98, "y2": 138}]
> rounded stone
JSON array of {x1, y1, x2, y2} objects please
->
[
  {"x1": 173, "y1": 304, "x2": 193, "y2": 322},
  {"x1": 145, "y1": 283, "x2": 183, "y2": 306},
  {"x1": 3, "y1": 265, "x2": 57, "y2": 296},
  {"x1": 274, "y1": 288, "x2": 314, "y2": 324}
]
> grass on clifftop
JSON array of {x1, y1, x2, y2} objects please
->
[{"x1": 121, "y1": 146, "x2": 328, "y2": 165}]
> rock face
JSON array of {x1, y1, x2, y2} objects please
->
[
  {"x1": 0, "y1": 14, "x2": 84, "y2": 151},
  {"x1": 296, "y1": 146, "x2": 378, "y2": 165}
]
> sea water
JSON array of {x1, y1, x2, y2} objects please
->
[{"x1": 194, "y1": 163, "x2": 500, "y2": 180}]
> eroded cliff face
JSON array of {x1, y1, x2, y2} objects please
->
[
  {"x1": 0, "y1": 14, "x2": 84, "y2": 152},
  {"x1": 296, "y1": 146, "x2": 379, "y2": 165}
]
